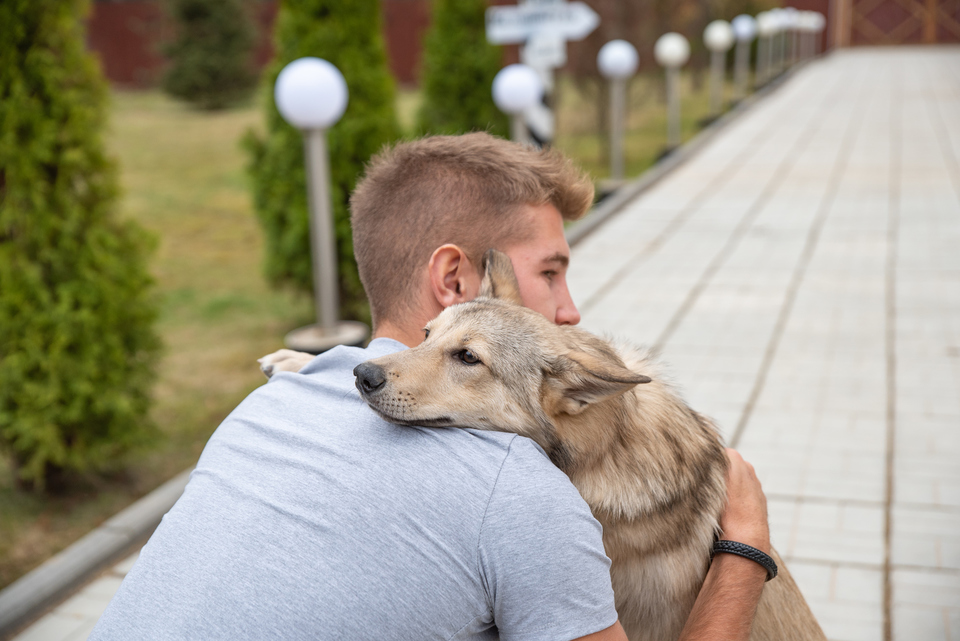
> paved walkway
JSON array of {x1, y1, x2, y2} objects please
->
[
  {"x1": 568, "y1": 46, "x2": 960, "y2": 641},
  {"x1": 12, "y1": 46, "x2": 959, "y2": 641}
]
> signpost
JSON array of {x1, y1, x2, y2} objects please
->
[
  {"x1": 486, "y1": 1, "x2": 600, "y2": 44},
  {"x1": 486, "y1": 0, "x2": 599, "y2": 146}
]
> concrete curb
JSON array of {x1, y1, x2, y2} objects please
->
[
  {"x1": 566, "y1": 65, "x2": 802, "y2": 248},
  {"x1": 0, "y1": 467, "x2": 194, "y2": 638}
]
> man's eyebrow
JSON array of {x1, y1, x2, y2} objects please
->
[{"x1": 542, "y1": 252, "x2": 569, "y2": 268}]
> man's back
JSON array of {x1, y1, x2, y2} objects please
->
[{"x1": 91, "y1": 338, "x2": 617, "y2": 640}]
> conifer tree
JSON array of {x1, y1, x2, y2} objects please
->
[
  {"x1": 0, "y1": 0, "x2": 161, "y2": 489},
  {"x1": 245, "y1": 0, "x2": 398, "y2": 322},
  {"x1": 163, "y1": 0, "x2": 258, "y2": 110},
  {"x1": 417, "y1": 0, "x2": 508, "y2": 136}
]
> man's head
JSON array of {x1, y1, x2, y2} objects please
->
[{"x1": 350, "y1": 133, "x2": 593, "y2": 342}]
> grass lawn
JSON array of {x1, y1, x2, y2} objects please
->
[{"x1": 0, "y1": 70, "x2": 725, "y2": 589}]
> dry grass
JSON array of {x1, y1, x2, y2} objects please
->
[{"x1": 0, "y1": 70, "x2": 730, "y2": 589}]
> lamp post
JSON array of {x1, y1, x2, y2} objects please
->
[
  {"x1": 703, "y1": 20, "x2": 734, "y2": 118},
  {"x1": 756, "y1": 11, "x2": 772, "y2": 86},
  {"x1": 808, "y1": 12, "x2": 826, "y2": 57},
  {"x1": 597, "y1": 39, "x2": 639, "y2": 182},
  {"x1": 783, "y1": 7, "x2": 799, "y2": 66},
  {"x1": 275, "y1": 57, "x2": 369, "y2": 353},
  {"x1": 654, "y1": 33, "x2": 690, "y2": 151},
  {"x1": 492, "y1": 64, "x2": 544, "y2": 146},
  {"x1": 731, "y1": 14, "x2": 757, "y2": 101},
  {"x1": 769, "y1": 8, "x2": 786, "y2": 77},
  {"x1": 797, "y1": 11, "x2": 815, "y2": 60}
]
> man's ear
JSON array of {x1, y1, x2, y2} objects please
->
[
  {"x1": 547, "y1": 351, "x2": 652, "y2": 416},
  {"x1": 428, "y1": 245, "x2": 481, "y2": 309},
  {"x1": 478, "y1": 249, "x2": 523, "y2": 306}
]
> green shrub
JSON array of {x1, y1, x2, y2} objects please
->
[
  {"x1": 417, "y1": 0, "x2": 508, "y2": 136},
  {"x1": 0, "y1": 0, "x2": 161, "y2": 490},
  {"x1": 245, "y1": 0, "x2": 398, "y2": 323},
  {"x1": 162, "y1": 0, "x2": 258, "y2": 110}
]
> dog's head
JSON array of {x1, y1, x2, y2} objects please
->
[{"x1": 354, "y1": 250, "x2": 651, "y2": 463}]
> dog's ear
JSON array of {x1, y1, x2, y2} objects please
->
[
  {"x1": 478, "y1": 249, "x2": 523, "y2": 306},
  {"x1": 548, "y1": 351, "x2": 651, "y2": 416}
]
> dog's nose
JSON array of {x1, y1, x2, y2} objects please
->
[{"x1": 354, "y1": 362, "x2": 387, "y2": 395}]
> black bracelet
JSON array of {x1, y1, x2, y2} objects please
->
[{"x1": 712, "y1": 540, "x2": 778, "y2": 582}]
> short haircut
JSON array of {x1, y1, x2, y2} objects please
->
[{"x1": 350, "y1": 133, "x2": 594, "y2": 327}]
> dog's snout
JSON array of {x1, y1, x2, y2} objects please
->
[{"x1": 354, "y1": 362, "x2": 387, "y2": 395}]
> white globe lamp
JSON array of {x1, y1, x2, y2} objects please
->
[
  {"x1": 704, "y1": 20, "x2": 735, "y2": 52},
  {"x1": 492, "y1": 64, "x2": 543, "y2": 115},
  {"x1": 492, "y1": 64, "x2": 543, "y2": 145},
  {"x1": 757, "y1": 11, "x2": 777, "y2": 37},
  {"x1": 732, "y1": 14, "x2": 757, "y2": 42},
  {"x1": 275, "y1": 58, "x2": 348, "y2": 131},
  {"x1": 654, "y1": 32, "x2": 690, "y2": 68},
  {"x1": 273, "y1": 58, "x2": 369, "y2": 353},
  {"x1": 597, "y1": 40, "x2": 639, "y2": 79}
]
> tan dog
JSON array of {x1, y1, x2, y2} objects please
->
[{"x1": 348, "y1": 250, "x2": 825, "y2": 641}]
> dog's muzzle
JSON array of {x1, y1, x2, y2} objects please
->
[{"x1": 354, "y1": 362, "x2": 387, "y2": 396}]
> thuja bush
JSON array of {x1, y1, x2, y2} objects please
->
[
  {"x1": 163, "y1": 0, "x2": 258, "y2": 109},
  {"x1": 417, "y1": 0, "x2": 508, "y2": 136},
  {"x1": 245, "y1": 0, "x2": 398, "y2": 322},
  {"x1": 0, "y1": 0, "x2": 161, "y2": 490}
]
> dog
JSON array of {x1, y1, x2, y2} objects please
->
[{"x1": 260, "y1": 250, "x2": 826, "y2": 640}]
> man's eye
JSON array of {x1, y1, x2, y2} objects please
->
[
  {"x1": 543, "y1": 270, "x2": 557, "y2": 280},
  {"x1": 458, "y1": 350, "x2": 481, "y2": 365}
]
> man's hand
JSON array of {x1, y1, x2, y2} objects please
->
[
  {"x1": 676, "y1": 448, "x2": 770, "y2": 641},
  {"x1": 719, "y1": 448, "x2": 770, "y2": 553}
]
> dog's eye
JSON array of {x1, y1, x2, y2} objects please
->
[
  {"x1": 459, "y1": 350, "x2": 481, "y2": 365},
  {"x1": 424, "y1": 328, "x2": 430, "y2": 340}
]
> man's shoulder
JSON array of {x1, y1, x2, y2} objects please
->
[{"x1": 297, "y1": 337, "x2": 407, "y2": 378}]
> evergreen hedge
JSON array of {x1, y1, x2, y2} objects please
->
[
  {"x1": 0, "y1": 0, "x2": 161, "y2": 489},
  {"x1": 417, "y1": 0, "x2": 508, "y2": 136},
  {"x1": 245, "y1": 0, "x2": 398, "y2": 323},
  {"x1": 163, "y1": 0, "x2": 258, "y2": 110}
]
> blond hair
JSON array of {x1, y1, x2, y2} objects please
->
[{"x1": 350, "y1": 133, "x2": 594, "y2": 327}]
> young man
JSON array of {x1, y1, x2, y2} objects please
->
[{"x1": 92, "y1": 134, "x2": 769, "y2": 640}]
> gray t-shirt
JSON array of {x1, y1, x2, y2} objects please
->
[{"x1": 92, "y1": 338, "x2": 618, "y2": 640}]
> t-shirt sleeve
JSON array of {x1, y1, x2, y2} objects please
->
[{"x1": 477, "y1": 436, "x2": 619, "y2": 641}]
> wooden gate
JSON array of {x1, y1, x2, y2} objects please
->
[{"x1": 832, "y1": 0, "x2": 960, "y2": 45}]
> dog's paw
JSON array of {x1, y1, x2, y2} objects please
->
[{"x1": 258, "y1": 349, "x2": 315, "y2": 378}]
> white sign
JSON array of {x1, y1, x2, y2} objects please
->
[
  {"x1": 521, "y1": 34, "x2": 567, "y2": 69},
  {"x1": 486, "y1": 1, "x2": 600, "y2": 45}
]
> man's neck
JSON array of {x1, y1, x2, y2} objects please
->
[{"x1": 371, "y1": 319, "x2": 424, "y2": 349}]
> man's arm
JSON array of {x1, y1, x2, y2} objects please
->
[{"x1": 677, "y1": 448, "x2": 770, "y2": 641}]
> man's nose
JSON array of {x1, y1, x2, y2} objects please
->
[
  {"x1": 354, "y1": 362, "x2": 387, "y2": 394},
  {"x1": 555, "y1": 286, "x2": 581, "y2": 326}
]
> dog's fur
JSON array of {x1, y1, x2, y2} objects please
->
[{"x1": 260, "y1": 251, "x2": 825, "y2": 640}]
